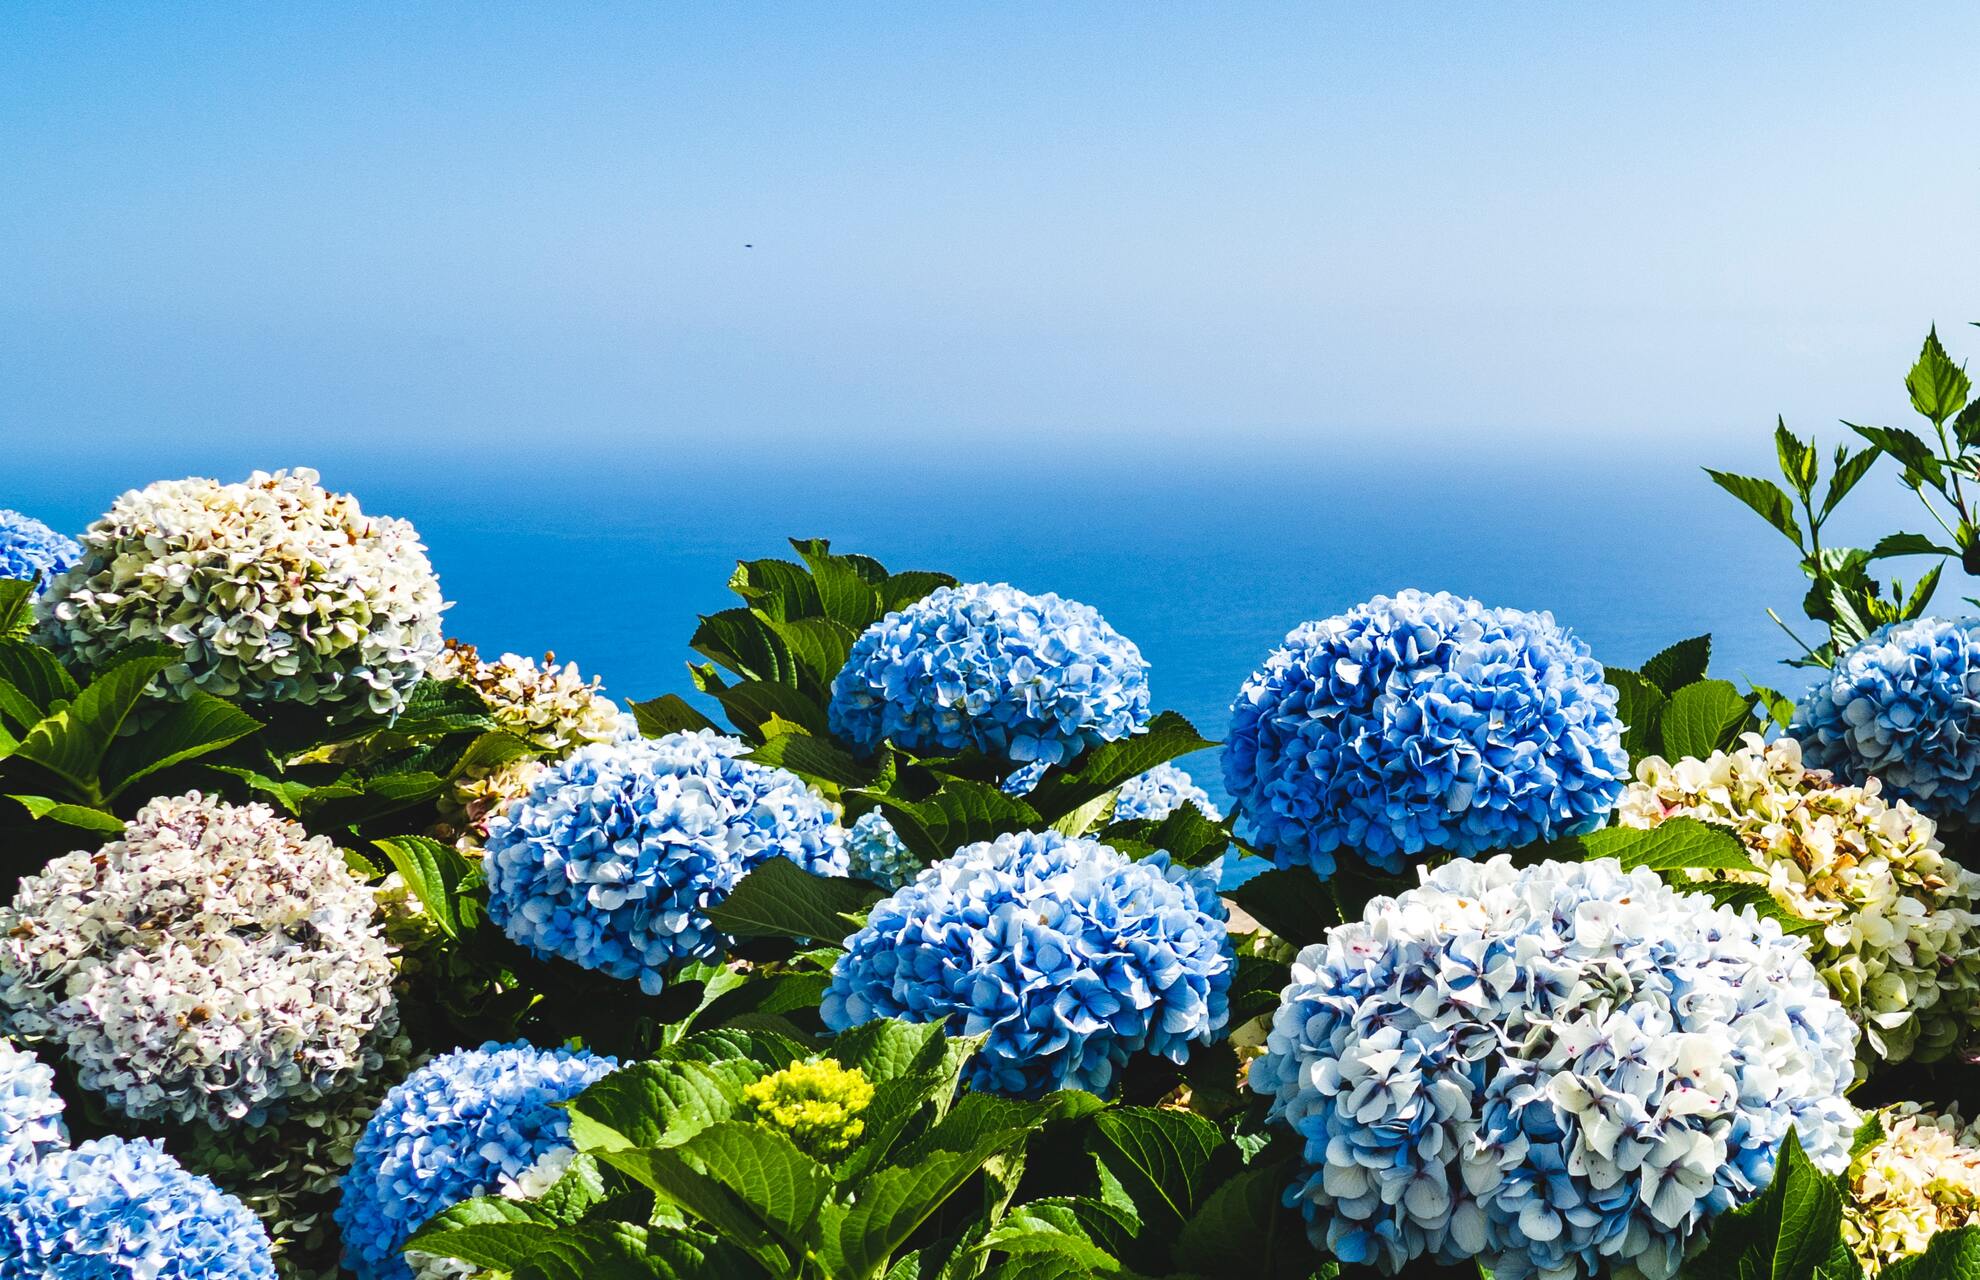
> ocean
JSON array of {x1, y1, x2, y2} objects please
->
[{"x1": 8, "y1": 433, "x2": 1927, "y2": 808}]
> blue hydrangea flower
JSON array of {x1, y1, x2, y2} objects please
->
[
  {"x1": 1792, "y1": 617, "x2": 1980, "y2": 825},
  {"x1": 0, "y1": 1136, "x2": 276, "y2": 1279},
  {"x1": 822, "y1": 830, "x2": 1233, "y2": 1098},
  {"x1": 1251, "y1": 857, "x2": 1859, "y2": 1280},
  {"x1": 845, "y1": 812, "x2": 923, "y2": 891},
  {"x1": 0, "y1": 510, "x2": 79, "y2": 596},
  {"x1": 1001, "y1": 759, "x2": 1050, "y2": 797},
  {"x1": 1113, "y1": 762, "x2": 1223, "y2": 822},
  {"x1": 829, "y1": 582, "x2": 1152, "y2": 766},
  {"x1": 1224, "y1": 590, "x2": 1628, "y2": 877},
  {"x1": 335, "y1": 1041, "x2": 617, "y2": 1280},
  {"x1": 483, "y1": 731, "x2": 848, "y2": 994},
  {"x1": 0, "y1": 1040, "x2": 65, "y2": 1169}
]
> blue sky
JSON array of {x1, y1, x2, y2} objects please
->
[{"x1": 3, "y1": 3, "x2": 1977, "y2": 467}]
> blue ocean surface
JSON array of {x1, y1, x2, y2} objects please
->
[{"x1": 7, "y1": 435, "x2": 1925, "y2": 821}]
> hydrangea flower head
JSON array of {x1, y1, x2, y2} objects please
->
[
  {"x1": 335, "y1": 1041, "x2": 617, "y2": 1280},
  {"x1": 1844, "y1": 1104, "x2": 1980, "y2": 1274},
  {"x1": 1113, "y1": 761, "x2": 1223, "y2": 821},
  {"x1": 35, "y1": 468, "x2": 446, "y2": 713},
  {"x1": 845, "y1": 811, "x2": 923, "y2": 891},
  {"x1": 1225, "y1": 590, "x2": 1628, "y2": 876},
  {"x1": 0, "y1": 1136, "x2": 276, "y2": 1279},
  {"x1": 1251, "y1": 856, "x2": 1858, "y2": 1280},
  {"x1": 1792, "y1": 617, "x2": 1980, "y2": 825},
  {"x1": 0, "y1": 510, "x2": 79, "y2": 595},
  {"x1": 1618, "y1": 735, "x2": 1980, "y2": 1072},
  {"x1": 822, "y1": 830, "x2": 1233, "y2": 1097},
  {"x1": 744, "y1": 1059, "x2": 875, "y2": 1160},
  {"x1": 483, "y1": 731, "x2": 847, "y2": 994},
  {"x1": 0, "y1": 1039, "x2": 65, "y2": 1168},
  {"x1": 0, "y1": 792, "x2": 399, "y2": 1129},
  {"x1": 829, "y1": 582, "x2": 1152, "y2": 766}
]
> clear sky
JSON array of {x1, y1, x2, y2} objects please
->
[{"x1": 3, "y1": 3, "x2": 1977, "y2": 467}]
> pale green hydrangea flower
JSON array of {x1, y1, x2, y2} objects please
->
[
  {"x1": 1845, "y1": 1104, "x2": 1980, "y2": 1274},
  {"x1": 744, "y1": 1059, "x2": 875, "y2": 1160}
]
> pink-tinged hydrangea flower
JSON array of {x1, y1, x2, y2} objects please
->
[
  {"x1": 0, "y1": 793, "x2": 399, "y2": 1129},
  {"x1": 35, "y1": 468, "x2": 446, "y2": 713},
  {"x1": 1793, "y1": 617, "x2": 1980, "y2": 825},
  {"x1": 823, "y1": 830, "x2": 1233, "y2": 1098},
  {"x1": 1226, "y1": 591, "x2": 1627, "y2": 877},
  {"x1": 830, "y1": 582, "x2": 1151, "y2": 766},
  {"x1": 1618, "y1": 735, "x2": 1980, "y2": 1073},
  {"x1": 0, "y1": 1136, "x2": 277, "y2": 1279},
  {"x1": 483, "y1": 731, "x2": 847, "y2": 994},
  {"x1": 1251, "y1": 856, "x2": 1857, "y2": 1280},
  {"x1": 335, "y1": 1042, "x2": 617, "y2": 1280}
]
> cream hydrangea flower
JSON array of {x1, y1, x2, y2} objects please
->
[
  {"x1": 1845, "y1": 1104, "x2": 1980, "y2": 1274},
  {"x1": 1617, "y1": 734, "x2": 1980, "y2": 1073},
  {"x1": 35, "y1": 468, "x2": 446, "y2": 714},
  {"x1": 0, "y1": 792, "x2": 401, "y2": 1129}
]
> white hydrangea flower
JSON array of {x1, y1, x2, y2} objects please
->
[
  {"x1": 35, "y1": 468, "x2": 446, "y2": 714},
  {"x1": 0, "y1": 793, "x2": 400, "y2": 1129},
  {"x1": 1618, "y1": 734, "x2": 1980, "y2": 1072},
  {"x1": 1845, "y1": 1104, "x2": 1980, "y2": 1274}
]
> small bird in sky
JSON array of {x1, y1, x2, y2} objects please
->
[{"x1": 744, "y1": 243, "x2": 753, "y2": 248}]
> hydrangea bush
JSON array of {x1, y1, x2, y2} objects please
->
[
  {"x1": 1250, "y1": 857, "x2": 1858, "y2": 1280},
  {"x1": 334, "y1": 1041, "x2": 617, "y2": 1280},
  {"x1": 0, "y1": 509, "x2": 80, "y2": 594},
  {"x1": 35, "y1": 468, "x2": 446, "y2": 713},
  {"x1": 1226, "y1": 590, "x2": 1629, "y2": 877},
  {"x1": 0, "y1": 792, "x2": 399, "y2": 1128},
  {"x1": 1793, "y1": 617, "x2": 1980, "y2": 826},
  {"x1": 823, "y1": 829, "x2": 1233, "y2": 1096},
  {"x1": 1617, "y1": 735, "x2": 1980, "y2": 1069},
  {"x1": 829, "y1": 581, "x2": 1152, "y2": 765},
  {"x1": 483, "y1": 730, "x2": 846, "y2": 993}
]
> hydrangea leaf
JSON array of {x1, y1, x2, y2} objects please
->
[
  {"x1": 594, "y1": 1144, "x2": 794, "y2": 1275},
  {"x1": 693, "y1": 608, "x2": 804, "y2": 688},
  {"x1": 1172, "y1": 1160, "x2": 1305, "y2": 1277},
  {"x1": 373, "y1": 834, "x2": 480, "y2": 940},
  {"x1": 1706, "y1": 469, "x2": 1805, "y2": 545},
  {"x1": 1020, "y1": 713, "x2": 1217, "y2": 818},
  {"x1": 565, "y1": 1058, "x2": 758, "y2": 1155},
  {"x1": 1659, "y1": 678, "x2": 1756, "y2": 760},
  {"x1": 817, "y1": 1151, "x2": 1003, "y2": 1279},
  {"x1": 12, "y1": 646, "x2": 178, "y2": 799},
  {"x1": 6, "y1": 793, "x2": 124, "y2": 832},
  {"x1": 1606, "y1": 667, "x2": 1670, "y2": 762},
  {"x1": 0, "y1": 577, "x2": 34, "y2": 638},
  {"x1": 705, "y1": 853, "x2": 885, "y2": 941},
  {"x1": 99, "y1": 690, "x2": 260, "y2": 800},
  {"x1": 830, "y1": 1017, "x2": 959, "y2": 1086},
  {"x1": 206, "y1": 763, "x2": 362, "y2": 815},
  {"x1": 1101, "y1": 801, "x2": 1230, "y2": 868},
  {"x1": 1693, "y1": 881, "x2": 1823, "y2": 935},
  {"x1": 404, "y1": 1207, "x2": 561, "y2": 1270},
  {"x1": 1574, "y1": 816, "x2": 1754, "y2": 872},
  {"x1": 1230, "y1": 954, "x2": 1294, "y2": 1022},
  {"x1": 975, "y1": 1200, "x2": 1125, "y2": 1273},
  {"x1": 380, "y1": 677, "x2": 498, "y2": 737},
  {"x1": 632, "y1": 692, "x2": 721, "y2": 737},
  {"x1": 0, "y1": 640, "x2": 79, "y2": 717},
  {"x1": 1227, "y1": 867, "x2": 1342, "y2": 946},
  {"x1": 662, "y1": 1121, "x2": 834, "y2": 1253},
  {"x1": 1639, "y1": 635, "x2": 1712, "y2": 695},
  {"x1": 847, "y1": 779, "x2": 1044, "y2": 864},
  {"x1": 878, "y1": 570, "x2": 961, "y2": 613},
  {"x1": 730, "y1": 556, "x2": 824, "y2": 622},
  {"x1": 1679, "y1": 1129, "x2": 1857, "y2": 1280},
  {"x1": 710, "y1": 676, "x2": 832, "y2": 741},
  {"x1": 747, "y1": 730, "x2": 878, "y2": 789},
  {"x1": 1087, "y1": 1107, "x2": 1223, "y2": 1240},
  {"x1": 1906, "y1": 326, "x2": 1972, "y2": 427},
  {"x1": 508, "y1": 1221, "x2": 765, "y2": 1280}
]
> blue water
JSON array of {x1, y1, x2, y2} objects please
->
[{"x1": 7, "y1": 434, "x2": 1927, "y2": 806}]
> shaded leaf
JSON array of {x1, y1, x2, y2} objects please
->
[
  {"x1": 705, "y1": 855, "x2": 885, "y2": 941},
  {"x1": 1639, "y1": 636, "x2": 1711, "y2": 694}
]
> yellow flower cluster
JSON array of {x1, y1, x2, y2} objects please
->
[
  {"x1": 1845, "y1": 1104, "x2": 1980, "y2": 1274},
  {"x1": 1616, "y1": 735, "x2": 1980, "y2": 1074},
  {"x1": 742, "y1": 1059, "x2": 875, "y2": 1160}
]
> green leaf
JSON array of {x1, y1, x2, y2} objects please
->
[
  {"x1": 1955, "y1": 398, "x2": 1980, "y2": 451},
  {"x1": 1173, "y1": 1161, "x2": 1301, "y2": 1275},
  {"x1": 730, "y1": 556, "x2": 824, "y2": 622},
  {"x1": 1775, "y1": 419, "x2": 1817, "y2": 499},
  {"x1": 829, "y1": 1018, "x2": 963, "y2": 1087},
  {"x1": 632, "y1": 693, "x2": 722, "y2": 737},
  {"x1": 1705, "y1": 470, "x2": 1803, "y2": 546},
  {"x1": 371, "y1": 835, "x2": 479, "y2": 939},
  {"x1": 1881, "y1": 1226, "x2": 1980, "y2": 1280},
  {"x1": 1692, "y1": 882, "x2": 1822, "y2": 935},
  {"x1": 850, "y1": 780, "x2": 1043, "y2": 865},
  {"x1": 793, "y1": 538, "x2": 886, "y2": 632},
  {"x1": 709, "y1": 677, "x2": 832, "y2": 741},
  {"x1": 669, "y1": 1121, "x2": 834, "y2": 1253},
  {"x1": 405, "y1": 1201, "x2": 560, "y2": 1269},
  {"x1": 566, "y1": 1057, "x2": 759, "y2": 1155},
  {"x1": 7, "y1": 794, "x2": 125, "y2": 832},
  {"x1": 1679, "y1": 1129, "x2": 1858, "y2": 1280},
  {"x1": 596, "y1": 1144, "x2": 793, "y2": 1275},
  {"x1": 746, "y1": 731, "x2": 877, "y2": 789},
  {"x1": 1230, "y1": 954, "x2": 1293, "y2": 1022},
  {"x1": 1849, "y1": 422, "x2": 1947, "y2": 489},
  {"x1": 1822, "y1": 445, "x2": 1880, "y2": 518},
  {"x1": 1871, "y1": 532, "x2": 1959, "y2": 559},
  {"x1": 1101, "y1": 802, "x2": 1231, "y2": 868},
  {"x1": 704, "y1": 855, "x2": 886, "y2": 941},
  {"x1": 758, "y1": 613, "x2": 859, "y2": 685},
  {"x1": 1088, "y1": 1107, "x2": 1222, "y2": 1239},
  {"x1": 1639, "y1": 636, "x2": 1711, "y2": 694},
  {"x1": 817, "y1": 1151, "x2": 995, "y2": 1279},
  {"x1": 384, "y1": 678, "x2": 498, "y2": 738},
  {"x1": 1659, "y1": 679, "x2": 1754, "y2": 760},
  {"x1": 0, "y1": 579, "x2": 35, "y2": 639},
  {"x1": 12, "y1": 648, "x2": 178, "y2": 798},
  {"x1": 1907, "y1": 326, "x2": 1971, "y2": 427},
  {"x1": 878, "y1": 570, "x2": 959, "y2": 613},
  {"x1": 1606, "y1": 668, "x2": 1669, "y2": 763},
  {"x1": 1020, "y1": 713, "x2": 1217, "y2": 819},
  {"x1": 1748, "y1": 684, "x2": 1796, "y2": 732},
  {"x1": 206, "y1": 764, "x2": 361, "y2": 815},
  {"x1": 1227, "y1": 867, "x2": 1340, "y2": 947},
  {"x1": 693, "y1": 609, "x2": 801, "y2": 687},
  {"x1": 99, "y1": 691, "x2": 260, "y2": 799},
  {"x1": 1575, "y1": 817, "x2": 1755, "y2": 872},
  {"x1": 0, "y1": 639, "x2": 80, "y2": 718},
  {"x1": 976, "y1": 1201, "x2": 1124, "y2": 1273}
]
